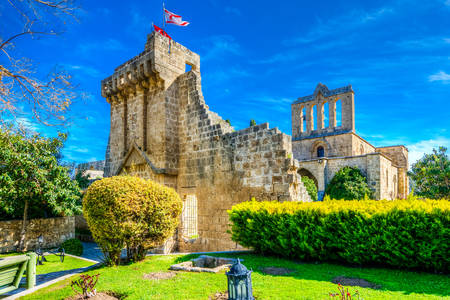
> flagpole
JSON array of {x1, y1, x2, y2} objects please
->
[{"x1": 162, "y1": 1, "x2": 166, "y2": 31}]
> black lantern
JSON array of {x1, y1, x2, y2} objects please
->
[
  {"x1": 226, "y1": 259, "x2": 254, "y2": 300},
  {"x1": 36, "y1": 235, "x2": 47, "y2": 265}
]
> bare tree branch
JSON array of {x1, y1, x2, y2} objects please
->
[{"x1": 0, "y1": 0, "x2": 81, "y2": 127}]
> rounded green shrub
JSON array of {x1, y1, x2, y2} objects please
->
[
  {"x1": 61, "y1": 238, "x2": 83, "y2": 256},
  {"x1": 325, "y1": 166, "x2": 372, "y2": 200},
  {"x1": 83, "y1": 176, "x2": 182, "y2": 265},
  {"x1": 301, "y1": 176, "x2": 317, "y2": 201}
]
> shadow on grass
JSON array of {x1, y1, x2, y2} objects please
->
[{"x1": 174, "y1": 252, "x2": 450, "y2": 298}]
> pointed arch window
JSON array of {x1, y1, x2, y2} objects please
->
[{"x1": 317, "y1": 146, "x2": 325, "y2": 158}]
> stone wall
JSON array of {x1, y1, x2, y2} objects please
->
[
  {"x1": 102, "y1": 32, "x2": 311, "y2": 253},
  {"x1": 0, "y1": 216, "x2": 75, "y2": 253},
  {"x1": 292, "y1": 133, "x2": 354, "y2": 160},
  {"x1": 297, "y1": 151, "x2": 406, "y2": 200}
]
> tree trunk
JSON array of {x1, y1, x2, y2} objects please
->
[{"x1": 18, "y1": 198, "x2": 29, "y2": 251}]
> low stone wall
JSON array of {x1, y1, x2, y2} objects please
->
[
  {"x1": 0, "y1": 216, "x2": 75, "y2": 253},
  {"x1": 74, "y1": 215, "x2": 89, "y2": 230}
]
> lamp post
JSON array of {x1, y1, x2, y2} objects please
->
[
  {"x1": 36, "y1": 235, "x2": 47, "y2": 265},
  {"x1": 226, "y1": 259, "x2": 254, "y2": 300}
]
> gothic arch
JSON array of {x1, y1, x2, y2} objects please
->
[
  {"x1": 298, "y1": 168, "x2": 318, "y2": 189},
  {"x1": 310, "y1": 140, "x2": 330, "y2": 159}
]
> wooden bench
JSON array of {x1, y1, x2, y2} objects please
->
[{"x1": 0, "y1": 253, "x2": 36, "y2": 295}]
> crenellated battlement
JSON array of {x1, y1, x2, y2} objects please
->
[{"x1": 101, "y1": 32, "x2": 200, "y2": 101}]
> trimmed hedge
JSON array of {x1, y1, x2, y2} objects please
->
[
  {"x1": 228, "y1": 199, "x2": 450, "y2": 272},
  {"x1": 61, "y1": 238, "x2": 83, "y2": 256}
]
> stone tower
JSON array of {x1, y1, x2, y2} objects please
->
[{"x1": 102, "y1": 32, "x2": 311, "y2": 252}]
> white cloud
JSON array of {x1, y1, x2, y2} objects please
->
[
  {"x1": 16, "y1": 117, "x2": 39, "y2": 132},
  {"x1": 63, "y1": 64, "x2": 102, "y2": 78},
  {"x1": 428, "y1": 71, "x2": 450, "y2": 82},
  {"x1": 201, "y1": 35, "x2": 242, "y2": 61},
  {"x1": 407, "y1": 137, "x2": 450, "y2": 168},
  {"x1": 283, "y1": 6, "x2": 394, "y2": 46}
]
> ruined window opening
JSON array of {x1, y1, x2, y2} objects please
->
[
  {"x1": 312, "y1": 105, "x2": 317, "y2": 130},
  {"x1": 335, "y1": 99, "x2": 342, "y2": 127},
  {"x1": 182, "y1": 194, "x2": 198, "y2": 239},
  {"x1": 302, "y1": 107, "x2": 306, "y2": 133},
  {"x1": 185, "y1": 63, "x2": 193, "y2": 72},
  {"x1": 317, "y1": 146, "x2": 325, "y2": 158},
  {"x1": 323, "y1": 102, "x2": 329, "y2": 128}
]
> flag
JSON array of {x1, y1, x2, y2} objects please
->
[
  {"x1": 153, "y1": 24, "x2": 171, "y2": 40},
  {"x1": 164, "y1": 8, "x2": 190, "y2": 26}
]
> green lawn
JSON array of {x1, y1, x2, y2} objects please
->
[
  {"x1": 19, "y1": 253, "x2": 450, "y2": 300},
  {"x1": 0, "y1": 252, "x2": 95, "y2": 275}
]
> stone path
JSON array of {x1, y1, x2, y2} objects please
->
[{"x1": 81, "y1": 242, "x2": 105, "y2": 262}]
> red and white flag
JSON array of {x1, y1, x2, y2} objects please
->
[
  {"x1": 153, "y1": 24, "x2": 171, "y2": 40},
  {"x1": 164, "y1": 8, "x2": 190, "y2": 26}
]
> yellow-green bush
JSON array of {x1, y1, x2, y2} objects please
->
[
  {"x1": 83, "y1": 176, "x2": 182, "y2": 265},
  {"x1": 228, "y1": 199, "x2": 450, "y2": 272}
]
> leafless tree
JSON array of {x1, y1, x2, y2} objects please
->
[{"x1": 0, "y1": 0, "x2": 80, "y2": 126}]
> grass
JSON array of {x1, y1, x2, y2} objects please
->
[
  {"x1": 19, "y1": 253, "x2": 450, "y2": 300},
  {"x1": 0, "y1": 252, "x2": 95, "y2": 275}
]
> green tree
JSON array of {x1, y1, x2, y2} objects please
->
[
  {"x1": 0, "y1": 126, "x2": 81, "y2": 249},
  {"x1": 325, "y1": 166, "x2": 373, "y2": 200},
  {"x1": 75, "y1": 171, "x2": 91, "y2": 189},
  {"x1": 408, "y1": 147, "x2": 449, "y2": 199},
  {"x1": 249, "y1": 119, "x2": 256, "y2": 126},
  {"x1": 301, "y1": 176, "x2": 318, "y2": 201}
]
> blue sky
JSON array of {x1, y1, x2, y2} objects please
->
[{"x1": 3, "y1": 0, "x2": 450, "y2": 167}]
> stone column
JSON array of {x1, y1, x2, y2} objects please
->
[
  {"x1": 342, "y1": 93, "x2": 355, "y2": 132},
  {"x1": 291, "y1": 104, "x2": 300, "y2": 138},
  {"x1": 329, "y1": 100, "x2": 336, "y2": 128},
  {"x1": 318, "y1": 102, "x2": 324, "y2": 130},
  {"x1": 306, "y1": 104, "x2": 313, "y2": 133}
]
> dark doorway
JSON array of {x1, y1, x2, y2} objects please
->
[{"x1": 317, "y1": 146, "x2": 325, "y2": 158}]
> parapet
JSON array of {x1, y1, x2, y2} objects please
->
[
  {"x1": 293, "y1": 83, "x2": 353, "y2": 104},
  {"x1": 101, "y1": 32, "x2": 200, "y2": 100}
]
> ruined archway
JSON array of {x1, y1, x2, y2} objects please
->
[{"x1": 298, "y1": 168, "x2": 318, "y2": 189}]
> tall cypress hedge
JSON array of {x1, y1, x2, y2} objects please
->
[{"x1": 228, "y1": 199, "x2": 449, "y2": 272}]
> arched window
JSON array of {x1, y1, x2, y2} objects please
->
[
  {"x1": 317, "y1": 146, "x2": 325, "y2": 158},
  {"x1": 335, "y1": 99, "x2": 342, "y2": 127},
  {"x1": 323, "y1": 102, "x2": 329, "y2": 128},
  {"x1": 312, "y1": 105, "x2": 317, "y2": 130},
  {"x1": 302, "y1": 107, "x2": 306, "y2": 133}
]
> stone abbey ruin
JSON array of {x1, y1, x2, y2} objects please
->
[{"x1": 101, "y1": 32, "x2": 408, "y2": 252}]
